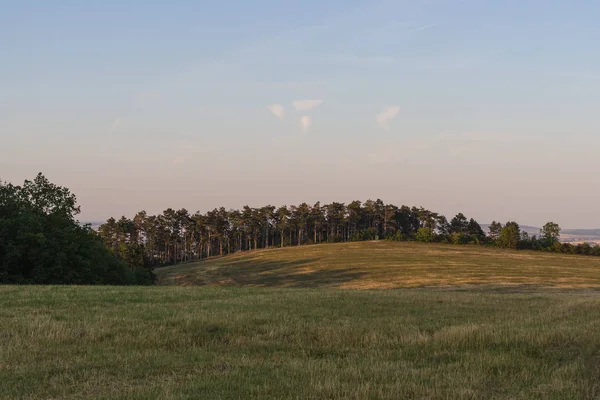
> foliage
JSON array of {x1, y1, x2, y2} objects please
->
[
  {"x1": 467, "y1": 218, "x2": 486, "y2": 239},
  {"x1": 498, "y1": 222, "x2": 521, "y2": 249},
  {"x1": 97, "y1": 198, "x2": 600, "y2": 263},
  {"x1": 415, "y1": 228, "x2": 435, "y2": 243},
  {"x1": 449, "y1": 213, "x2": 469, "y2": 234},
  {"x1": 541, "y1": 222, "x2": 561, "y2": 247},
  {"x1": 488, "y1": 221, "x2": 503, "y2": 239},
  {"x1": 0, "y1": 174, "x2": 153, "y2": 284},
  {"x1": 4, "y1": 173, "x2": 597, "y2": 284}
]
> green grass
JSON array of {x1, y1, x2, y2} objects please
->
[
  {"x1": 157, "y1": 241, "x2": 600, "y2": 288},
  {"x1": 1, "y1": 286, "x2": 600, "y2": 399},
  {"x1": 3, "y1": 242, "x2": 600, "y2": 399}
]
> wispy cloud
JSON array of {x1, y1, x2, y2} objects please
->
[
  {"x1": 376, "y1": 106, "x2": 400, "y2": 129},
  {"x1": 293, "y1": 99, "x2": 323, "y2": 112},
  {"x1": 300, "y1": 116, "x2": 312, "y2": 132},
  {"x1": 268, "y1": 104, "x2": 285, "y2": 120},
  {"x1": 407, "y1": 23, "x2": 436, "y2": 33}
]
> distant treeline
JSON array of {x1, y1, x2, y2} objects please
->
[
  {"x1": 98, "y1": 200, "x2": 600, "y2": 269},
  {"x1": 2, "y1": 174, "x2": 598, "y2": 285}
]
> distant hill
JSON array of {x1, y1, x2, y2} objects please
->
[
  {"x1": 480, "y1": 224, "x2": 540, "y2": 236},
  {"x1": 480, "y1": 224, "x2": 600, "y2": 243},
  {"x1": 563, "y1": 229, "x2": 600, "y2": 236},
  {"x1": 81, "y1": 221, "x2": 103, "y2": 230}
]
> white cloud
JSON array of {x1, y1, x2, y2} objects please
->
[
  {"x1": 268, "y1": 104, "x2": 285, "y2": 120},
  {"x1": 111, "y1": 118, "x2": 122, "y2": 131},
  {"x1": 300, "y1": 116, "x2": 312, "y2": 132},
  {"x1": 293, "y1": 99, "x2": 323, "y2": 112},
  {"x1": 376, "y1": 106, "x2": 401, "y2": 129}
]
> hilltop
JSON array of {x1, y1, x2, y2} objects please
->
[{"x1": 157, "y1": 241, "x2": 600, "y2": 288}]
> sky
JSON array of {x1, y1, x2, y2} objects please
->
[{"x1": 1, "y1": 0, "x2": 599, "y2": 228}]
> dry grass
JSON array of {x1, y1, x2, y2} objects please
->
[
  {"x1": 1, "y1": 286, "x2": 600, "y2": 399},
  {"x1": 3, "y1": 243, "x2": 600, "y2": 398},
  {"x1": 157, "y1": 241, "x2": 600, "y2": 289}
]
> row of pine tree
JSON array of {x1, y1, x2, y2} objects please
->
[{"x1": 97, "y1": 201, "x2": 599, "y2": 269}]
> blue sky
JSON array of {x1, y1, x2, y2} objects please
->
[{"x1": 2, "y1": 0, "x2": 599, "y2": 227}]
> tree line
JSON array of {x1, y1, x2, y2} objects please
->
[
  {"x1": 3, "y1": 174, "x2": 598, "y2": 285},
  {"x1": 98, "y1": 200, "x2": 600, "y2": 270}
]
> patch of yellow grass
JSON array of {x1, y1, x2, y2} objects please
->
[{"x1": 157, "y1": 241, "x2": 600, "y2": 289}]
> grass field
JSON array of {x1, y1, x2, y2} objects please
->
[
  {"x1": 2, "y1": 242, "x2": 600, "y2": 399},
  {"x1": 157, "y1": 241, "x2": 600, "y2": 288}
]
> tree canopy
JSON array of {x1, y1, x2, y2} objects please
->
[{"x1": 0, "y1": 174, "x2": 154, "y2": 284}]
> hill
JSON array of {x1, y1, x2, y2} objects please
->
[
  {"x1": 157, "y1": 241, "x2": 600, "y2": 288},
  {"x1": 3, "y1": 243, "x2": 600, "y2": 398},
  {"x1": 563, "y1": 229, "x2": 600, "y2": 236}
]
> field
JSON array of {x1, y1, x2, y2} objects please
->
[
  {"x1": 2, "y1": 242, "x2": 600, "y2": 399},
  {"x1": 158, "y1": 241, "x2": 600, "y2": 288}
]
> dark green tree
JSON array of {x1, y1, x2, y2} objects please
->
[
  {"x1": 450, "y1": 213, "x2": 469, "y2": 234},
  {"x1": 467, "y1": 218, "x2": 486, "y2": 240},
  {"x1": 488, "y1": 221, "x2": 503, "y2": 240},
  {"x1": 540, "y1": 222, "x2": 561, "y2": 247},
  {"x1": 1, "y1": 174, "x2": 152, "y2": 284}
]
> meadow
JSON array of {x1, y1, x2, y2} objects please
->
[
  {"x1": 157, "y1": 241, "x2": 600, "y2": 288},
  {"x1": 2, "y1": 242, "x2": 600, "y2": 399}
]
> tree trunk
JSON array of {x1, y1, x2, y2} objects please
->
[{"x1": 208, "y1": 234, "x2": 211, "y2": 258}]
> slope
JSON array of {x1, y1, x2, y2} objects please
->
[{"x1": 156, "y1": 241, "x2": 600, "y2": 288}]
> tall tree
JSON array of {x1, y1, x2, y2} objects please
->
[
  {"x1": 310, "y1": 202, "x2": 325, "y2": 244},
  {"x1": 488, "y1": 221, "x2": 503, "y2": 240},
  {"x1": 450, "y1": 213, "x2": 469, "y2": 234},
  {"x1": 499, "y1": 222, "x2": 521, "y2": 249},
  {"x1": 467, "y1": 218, "x2": 486, "y2": 240},
  {"x1": 541, "y1": 222, "x2": 561, "y2": 246},
  {"x1": 276, "y1": 206, "x2": 290, "y2": 248}
]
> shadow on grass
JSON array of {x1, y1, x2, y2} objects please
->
[{"x1": 162, "y1": 257, "x2": 367, "y2": 288}]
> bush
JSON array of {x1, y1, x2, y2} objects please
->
[
  {"x1": 415, "y1": 228, "x2": 435, "y2": 243},
  {"x1": 385, "y1": 231, "x2": 408, "y2": 242}
]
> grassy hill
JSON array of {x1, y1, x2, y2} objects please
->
[
  {"x1": 3, "y1": 242, "x2": 600, "y2": 399},
  {"x1": 157, "y1": 241, "x2": 600, "y2": 288}
]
